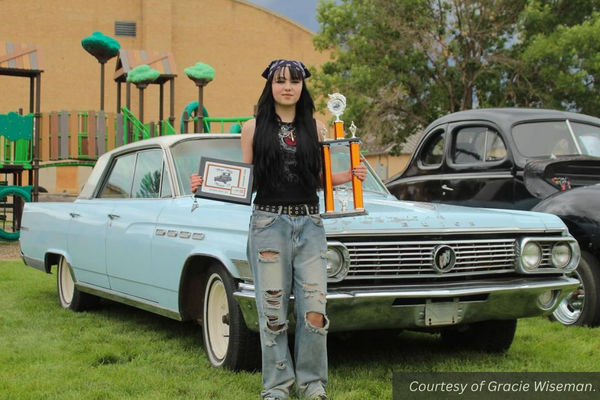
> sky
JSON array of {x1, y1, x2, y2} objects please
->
[{"x1": 245, "y1": 0, "x2": 322, "y2": 32}]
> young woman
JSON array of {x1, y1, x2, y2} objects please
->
[{"x1": 192, "y1": 59, "x2": 366, "y2": 400}]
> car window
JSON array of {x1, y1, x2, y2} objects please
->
[
  {"x1": 453, "y1": 127, "x2": 506, "y2": 164},
  {"x1": 131, "y1": 150, "x2": 164, "y2": 199},
  {"x1": 99, "y1": 153, "x2": 136, "y2": 198},
  {"x1": 569, "y1": 122, "x2": 600, "y2": 157},
  {"x1": 513, "y1": 121, "x2": 572, "y2": 157},
  {"x1": 160, "y1": 163, "x2": 173, "y2": 198},
  {"x1": 421, "y1": 130, "x2": 445, "y2": 166},
  {"x1": 172, "y1": 137, "x2": 388, "y2": 196},
  {"x1": 172, "y1": 138, "x2": 243, "y2": 195},
  {"x1": 330, "y1": 145, "x2": 388, "y2": 193}
]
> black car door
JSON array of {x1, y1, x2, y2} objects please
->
[
  {"x1": 387, "y1": 126, "x2": 446, "y2": 203},
  {"x1": 439, "y1": 122, "x2": 516, "y2": 208}
]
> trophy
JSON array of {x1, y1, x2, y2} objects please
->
[{"x1": 321, "y1": 93, "x2": 367, "y2": 218}]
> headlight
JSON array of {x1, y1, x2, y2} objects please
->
[
  {"x1": 326, "y1": 247, "x2": 344, "y2": 277},
  {"x1": 521, "y1": 241, "x2": 542, "y2": 271},
  {"x1": 551, "y1": 242, "x2": 571, "y2": 269}
]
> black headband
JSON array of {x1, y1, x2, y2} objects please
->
[{"x1": 261, "y1": 59, "x2": 311, "y2": 80}]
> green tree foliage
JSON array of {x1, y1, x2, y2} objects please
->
[
  {"x1": 508, "y1": 1, "x2": 600, "y2": 114},
  {"x1": 313, "y1": 0, "x2": 600, "y2": 148}
]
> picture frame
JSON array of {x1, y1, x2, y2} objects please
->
[{"x1": 194, "y1": 157, "x2": 254, "y2": 205}]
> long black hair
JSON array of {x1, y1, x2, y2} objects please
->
[{"x1": 252, "y1": 66, "x2": 322, "y2": 191}]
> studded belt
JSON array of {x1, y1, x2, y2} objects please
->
[{"x1": 254, "y1": 203, "x2": 320, "y2": 216}]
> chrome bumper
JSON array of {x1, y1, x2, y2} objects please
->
[{"x1": 233, "y1": 276, "x2": 580, "y2": 332}]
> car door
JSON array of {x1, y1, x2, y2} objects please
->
[
  {"x1": 440, "y1": 123, "x2": 516, "y2": 208},
  {"x1": 67, "y1": 200, "x2": 115, "y2": 289},
  {"x1": 105, "y1": 149, "x2": 174, "y2": 302},
  {"x1": 387, "y1": 126, "x2": 446, "y2": 203}
]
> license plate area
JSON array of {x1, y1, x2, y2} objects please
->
[{"x1": 425, "y1": 298, "x2": 459, "y2": 326}]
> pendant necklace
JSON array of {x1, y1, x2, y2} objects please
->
[{"x1": 278, "y1": 122, "x2": 296, "y2": 145}]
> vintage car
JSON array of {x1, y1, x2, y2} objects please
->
[
  {"x1": 386, "y1": 108, "x2": 600, "y2": 327},
  {"x1": 20, "y1": 134, "x2": 581, "y2": 371}
]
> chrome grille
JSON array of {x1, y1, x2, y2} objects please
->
[
  {"x1": 539, "y1": 242, "x2": 557, "y2": 269},
  {"x1": 344, "y1": 239, "x2": 516, "y2": 279}
]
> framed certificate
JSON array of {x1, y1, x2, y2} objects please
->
[{"x1": 194, "y1": 157, "x2": 254, "y2": 205}]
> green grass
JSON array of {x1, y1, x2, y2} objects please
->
[{"x1": 1, "y1": 261, "x2": 598, "y2": 399}]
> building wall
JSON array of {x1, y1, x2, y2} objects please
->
[
  {"x1": 0, "y1": 0, "x2": 330, "y2": 193},
  {"x1": 364, "y1": 154, "x2": 410, "y2": 182}
]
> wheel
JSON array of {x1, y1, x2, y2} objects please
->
[
  {"x1": 441, "y1": 319, "x2": 517, "y2": 352},
  {"x1": 57, "y1": 256, "x2": 100, "y2": 311},
  {"x1": 551, "y1": 251, "x2": 600, "y2": 327},
  {"x1": 202, "y1": 265, "x2": 260, "y2": 371}
]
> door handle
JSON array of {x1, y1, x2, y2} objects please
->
[
  {"x1": 441, "y1": 184, "x2": 454, "y2": 191},
  {"x1": 69, "y1": 212, "x2": 80, "y2": 218},
  {"x1": 108, "y1": 214, "x2": 120, "y2": 220}
]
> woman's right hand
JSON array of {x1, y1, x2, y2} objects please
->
[{"x1": 190, "y1": 174, "x2": 203, "y2": 193}]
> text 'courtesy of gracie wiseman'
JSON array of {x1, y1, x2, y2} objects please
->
[{"x1": 393, "y1": 372, "x2": 600, "y2": 400}]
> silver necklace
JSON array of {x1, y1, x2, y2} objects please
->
[{"x1": 278, "y1": 122, "x2": 295, "y2": 141}]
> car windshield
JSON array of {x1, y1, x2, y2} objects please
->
[
  {"x1": 171, "y1": 137, "x2": 388, "y2": 196},
  {"x1": 512, "y1": 121, "x2": 600, "y2": 158}
]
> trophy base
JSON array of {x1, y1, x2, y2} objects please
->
[{"x1": 320, "y1": 209, "x2": 368, "y2": 219}]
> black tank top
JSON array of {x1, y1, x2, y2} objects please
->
[{"x1": 254, "y1": 122, "x2": 319, "y2": 206}]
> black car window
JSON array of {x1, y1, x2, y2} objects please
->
[
  {"x1": 99, "y1": 153, "x2": 136, "y2": 198},
  {"x1": 569, "y1": 122, "x2": 600, "y2": 157},
  {"x1": 513, "y1": 121, "x2": 574, "y2": 157},
  {"x1": 421, "y1": 130, "x2": 445, "y2": 166},
  {"x1": 131, "y1": 150, "x2": 164, "y2": 199},
  {"x1": 453, "y1": 127, "x2": 506, "y2": 164}
]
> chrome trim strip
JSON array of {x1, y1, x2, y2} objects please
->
[
  {"x1": 192, "y1": 233, "x2": 205, "y2": 240},
  {"x1": 76, "y1": 283, "x2": 181, "y2": 321},
  {"x1": 237, "y1": 277, "x2": 579, "y2": 300},
  {"x1": 326, "y1": 228, "x2": 566, "y2": 237}
]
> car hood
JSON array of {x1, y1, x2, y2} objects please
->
[
  {"x1": 322, "y1": 193, "x2": 566, "y2": 235},
  {"x1": 523, "y1": 156, "x2": 600, "y2": 199}
]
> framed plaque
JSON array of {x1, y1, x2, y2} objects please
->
[{"x1": 194, "y1": 157, "x2": 254, "y2": 205}]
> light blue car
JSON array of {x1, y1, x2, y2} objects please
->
[{"x1": 20, "y1": 134, "x2": 580, "y2": 371}]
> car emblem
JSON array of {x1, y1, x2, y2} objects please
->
[{"x1": 432, "y1": 245, "x2": 456, "y2": 273}]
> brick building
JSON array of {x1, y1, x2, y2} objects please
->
[{"x1": 0, "y1": 0, "x2": 329, "y2": 193}]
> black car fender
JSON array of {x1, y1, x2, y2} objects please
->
[{"x1": 532, "y1": 185, "x2": 600, "y2": 255}]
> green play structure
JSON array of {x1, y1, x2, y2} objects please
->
[{"x1": 0, "y1": 37, "x2": 252, "y2": 241}]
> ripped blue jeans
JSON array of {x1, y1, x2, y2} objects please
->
[{"x1": 247, "y1": 207, "x2": 329, "y2": 400}]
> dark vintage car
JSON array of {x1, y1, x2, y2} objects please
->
[{"x1": 386, "y1": 108, "x2": 600, "y2": 327}]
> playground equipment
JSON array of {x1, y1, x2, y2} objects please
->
[
  {"x1": 180, "y1": 101, "x2": 246, "y2": 134},
  {"x1": 0, "y1": 41, "x2": 43, "y2": 240},
  {"x1": 0, "y1": 39, "x2": 251, "y2": 241}
]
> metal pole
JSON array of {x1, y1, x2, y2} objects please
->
[
  {"x1": 197, "y1": 82, "x2": 205, "y2": 133},
  {"x1": 100, "y1": 61, "x2": 106, "y2": 111},
  {"x1": 169, "y1": 78, "x2": 175, "y2": 129},
  {"x1": 29, "y1": 77, "x2": 34, "y2": 113},
  {"x1": 139, "y1": 86, "x2": 144, "y2": 124},
  {"x1": 33, "y1": 74, "x2": 41, "y2": 202},
  {"x1": 126, "y1": 81, "x2": 131, "y2": 143},
  {"x1": 117, "y1": 81, "x2": 121, "y2": 113},
  {"x1": 159, "y1": 82, "x2": 164, "y2": 136}
]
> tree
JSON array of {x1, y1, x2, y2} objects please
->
[
  {"x1": 506, "y1": 1, "x2": 600, "y2": 114},
  {"x1": 313, "y1": 0, "x2": 527, "y2": 149}
]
